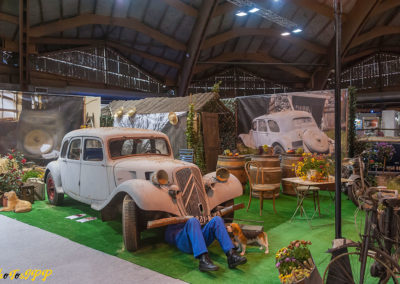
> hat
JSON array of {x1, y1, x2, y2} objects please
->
[
  {"x1": 168, "y1": 112, "x2": 178, "y2": 125},
  {"x1": 127, "y1": 107, "x2": 136, "y2": 117}
]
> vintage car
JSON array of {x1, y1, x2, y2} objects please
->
[
  {"x1": 45, "y1": 128, "x2": 242, "y2": 251},
  {"x1": 239, "y1": 110, "x2": 333, "y2": 154}
]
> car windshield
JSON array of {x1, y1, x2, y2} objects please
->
[
  {"x1": 292, "y1": 117, "x2": 316, "y2": 128},
  {"x1": 109, "y1": 137, "x2": 170, "y2": 158}
]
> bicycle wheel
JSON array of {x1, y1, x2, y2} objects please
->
[{"x1": 323, "y1": 251, "x2": 398, "y2": 284}]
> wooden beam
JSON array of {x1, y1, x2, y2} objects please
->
[
  {"x1": 193, "y1": 53, "x2": 311, "y2": 79},
  {"x1": 341, "y1": 0, "x2": 381, "y2": 55},
  {"x1": 177, "y1": 0, "x2": 218, "y2": 97},
  {"x1": 213, "y1": 2, "x2": 235, "y2": 18},
  {"x1": 289, "y1": 0, "x2": 336, "y2": 20},
  {"x1": 0, "y1": 12, "x2": 18, "y2": 25},
  {"x1": 162, "y1": 0, "x2": 198, "y2": 17},
  {"x1": 370, "y1": 0, "x2": 400, "y2": 17},
  {"x1": 349, "y1": 26, "x2": 400, "y2": 49},
  {"x1": 202, "y1": 27, "x2": 327, "y2": 55},
  {"x1": 29, "y1": 37, "x2": 181, "y2": 69},
  {"x1": 29, "y1": 14, "x2": 186, "y2": 51}
]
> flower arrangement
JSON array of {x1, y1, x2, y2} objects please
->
[
  {"x1": 293, "y1": 153, "x2": 334, "y2": 182},
  {"x1": 276, "y1": 240, "x2": 314, "y2": 283},
  {"x1": 0, "y1": 149, "x2": 26, "y2": 193},
  {"x1": 223, "y1": 149, "x2": 239, "y2": 157},
  {"x1": 257, "y1": 145, "x2": 272, "y2": 155},
  {"x1": 376, "y1": 142, "x2": 395, "y2": 172}
]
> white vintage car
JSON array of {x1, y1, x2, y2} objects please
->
[
  {"x1": 45, "y1": 128, "x2": 242, "y2": 251},
  {"x1": 239, "y1": 110, "x2": 333, "y2": 154}
]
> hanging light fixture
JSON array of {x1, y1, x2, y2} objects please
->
[{"x1": 236, "y1": 11, "x2": 247, "y2": 16}]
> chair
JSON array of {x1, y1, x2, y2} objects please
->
[
  {"x1": 245, "y1": 161, "x2": 278, "y2": 216},
  {"x1": 179, "y1": 149, "x2": 194, "y2": 163}
]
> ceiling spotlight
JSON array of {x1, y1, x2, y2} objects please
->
[
  {"x1": 248, "y1": 7, "x2": 259, "y2": 13},
  {"x1": 292, "y1": 28, "x2": 302, "y2": 33},
  {"x1": 281, "y1": 32, "x2": 290, "y2": 36},
  {"x1": 236, "y1": 11, "x2": 247, "y2": 16}
]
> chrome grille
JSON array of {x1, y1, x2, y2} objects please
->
[{"x1": 175, "y1": 167, "x2": 209, "y2": 217}]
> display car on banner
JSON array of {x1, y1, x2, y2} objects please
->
[
  {"x1": 239, "y1": 110, "x2": 333, "y2": 154},
  {"x1": 44, "y1": 127, "x2": 243, "y2": 251}
]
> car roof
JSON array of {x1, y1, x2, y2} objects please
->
[
  {"x1": 64, "y1": 127, "x2": 169, "y2": 141},
  {"x1": 254, "y1": 110, "x2": 312, "y2": 121}
]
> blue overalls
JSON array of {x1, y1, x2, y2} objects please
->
[{"x1": 165, "y1": 216, "x2": 234, "y2": 258}]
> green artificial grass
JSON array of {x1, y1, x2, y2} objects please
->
[{"x1": 1, "y1": 187, "x2": 360, "y2": 283}]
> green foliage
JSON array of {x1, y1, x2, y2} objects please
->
[
  {"x1": 0, "y1": 149, "x2": 26, "y2": 192},
  {"x1": 100, "y1": 115, "x2": 114, "y2": 127},
  {"x1": 22, "y1": 170, "x2": 42, "y2": 183},
  {"x1": 185, "y1": 103, "x2": 206, "y2": 173},
  {"x1": 347, "y1": 87, "x2": 357, "y2": 157},
  {"x1": 211, "y1": 81, "x2": 222, "y2": 93}
]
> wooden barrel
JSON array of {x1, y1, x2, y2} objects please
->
[
  {"x1": 281, "y1": 154, "x2": 303, "y2": 196},
  {"x1": 251, "y1": 154, "x2": 280, "y2": 167},
  {"x1": 217, "y1": 155, "x2": 247, "y2": 185},
  {"x1": 249, "y1": 166, "x2": 281, "y2": 199}
]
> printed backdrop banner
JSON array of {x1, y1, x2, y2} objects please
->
[
  {"x1": 237, "y1": 90, "x2": 347, "y2": 154},
  {"x1": 0, "y1": 91, "x2": 83, "y2": 163}
]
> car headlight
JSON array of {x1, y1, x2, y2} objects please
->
[
  {"x1": 216, "y1": 167, "x2": 230, "y2": 183},
  {"x1": 152, "y1": 170, "x2": 169, "y2": 186}
]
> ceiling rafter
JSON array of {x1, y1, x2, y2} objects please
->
[
  {"x1": 193, "y1": 52, "x2": 311, "y2": 79},
  {"x1": 202, "y1": 27, "x2": 327, "y2": 55},
  {"x1": 162, "y1": 0, "x2": 198, "y2": 17},
  {"x1": 177, "y1": 0, "x2": 218, "y2": 96},
  {"x1": 370, "y1": 0, "x2": 400, "y2": 17},
  {"x1": 29, "y1": 14, "x2": 186, "y2": 51},
  {"x1": 0, "y1": 12, "x2": 18, "y2": 25},
  {"x1": 341, "y1": 0, "x2": 381, "y2": 56},
  {"x1": 343, "y1": 46, "x2": 400, "y2": 64},
  {"x1": 350, "y1": 26, "x2": 400, "y2": 49},
  {"x1": 26, "y1": 37, "x2": 181, "y2": 69}
]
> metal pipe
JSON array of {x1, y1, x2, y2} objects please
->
[
  {"x1": 334, "y1": 0, "x2": 342, "y2": 239},
  {"x1": 196, "y1": 61, "x2": 327, "y2": 66}
]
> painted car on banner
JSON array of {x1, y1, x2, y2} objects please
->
[
  {"x1": 45, "y1": 128, "x2": 242, "y2": 251},
  {"x1": 239, "y1": 110, "x2": 333, "y2": 154}
]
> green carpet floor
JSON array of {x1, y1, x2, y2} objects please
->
[{"x1": 1, "y1": 187, "x2": 360, "y2": 283}]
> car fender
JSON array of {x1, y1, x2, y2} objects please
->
[
  {"x1": 239, "y1": 131, "x2": 255, "y2": 148},
  {"x1": 45, "y1": 161, "x2": 64, "y2": 194},
  {"x1": 93, "y1": 179, "x2": 180, "y2": 216},
  {"x1": 203, "y1": 172, "x2": 243, "y2": 210}
]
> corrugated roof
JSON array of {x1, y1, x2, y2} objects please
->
[{"x1": 108, "y1": 92, "x2": 218, "y2": 115}]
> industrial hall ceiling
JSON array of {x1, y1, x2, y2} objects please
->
[{"x1": 0, "y1": 0, "x2": 399, "y2": 96}]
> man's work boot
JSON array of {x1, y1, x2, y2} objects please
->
[
  {"x1": 226, "y1": 249, "x2": 247, "y2": 269},
  {"x1": 198, "y1": 253, "x2": 219, "y2": 272}
]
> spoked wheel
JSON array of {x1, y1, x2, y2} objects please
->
[
  {"x1": 349, "y1": 179, "x2": 370, "y2": 207},
  {"x1": 46, "y1": 172, "x2": 64, "y2": 205},
  {"x1": 323, "y1": 251, "x2": 398, "y2": 284},
  {"x1": 272, "y1": 144, "x2": 285, "y2": 155}
]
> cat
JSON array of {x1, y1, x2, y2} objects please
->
[
  {"x1": 0, "y1": 191, "x2": 32, "y2": 213},
  {"x1": 227, "y1": 223, "x2": 269, "y2": 256}
]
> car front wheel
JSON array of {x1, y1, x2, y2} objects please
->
[
  {"x1": 46, "y1": 172, "x2": 64, "y2": 205},
  {"x1": 122, "y1": 195, "x2": 140, "y2": 252},
  {"x1": 273, "y1": 144, "x2": 285, "y2": 155}
]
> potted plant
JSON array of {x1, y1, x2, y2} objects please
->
[
  {"x1": 276, "y1": 240, "x2": 320, "y2": 283},
  {"x1": 0, "y1": 149, "x2": 26, "y2": 206},
  {"x1": 293, "y1": 153, "x2": 334, "y2": 182}
]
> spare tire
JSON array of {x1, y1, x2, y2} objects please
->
[{"x1": 303, "y1": 129, "x2": 329, "y2": 153}]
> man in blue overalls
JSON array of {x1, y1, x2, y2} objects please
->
[{"x1": 165, "y1": 216, "x2": 247, "y2": 272}]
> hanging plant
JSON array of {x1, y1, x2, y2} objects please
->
[{"x1": 185, "y1": 103, "x2": 206, "y2": 173}]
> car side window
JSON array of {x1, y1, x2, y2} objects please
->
[
  {"x1": 258, "y1": 120, "x2": 268, "y2": 132},
  {"x1": 252, "y1": 121, "x2": 257, "y2": 130},
  {"x1": 268, "y1": 120, "x2": 280, "y2": 132},
  {"x1": 67, "y1": 139, "x2": 81, "y2": 160},
  {"x1": 83, "y1": 139, "x2": 103, "y2": 161},
  {"x1": 60, "y1": 140, "x2": 69, "y2": 158}
]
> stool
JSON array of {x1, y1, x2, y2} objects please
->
[{"x1": 290, "y1": 185, "x2": 320, "y2": 227}]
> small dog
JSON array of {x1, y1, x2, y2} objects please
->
[
  {"x1": 226, "y1": 223, "x2": 269, "y2": 256},
  {"x1": 0, "y1": 191, "x2": 32, "y2": 213}
]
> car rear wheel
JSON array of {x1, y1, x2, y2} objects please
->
[
  {"x1": 122, "y1": 195, "x2": 140, "y2": 252},
  {"x1": 273, "y1": 144, "x2": 285, "y2": 155},
  {"x1": 46, "y1": 172, "x2": 64, "y2": 205}
]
